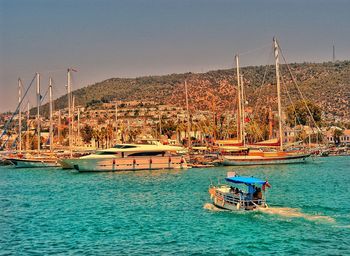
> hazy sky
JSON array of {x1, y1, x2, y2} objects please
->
[{"x1": 1, "y1": 0, "x2": 349, "y2": 112}]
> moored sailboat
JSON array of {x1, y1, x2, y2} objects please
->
[
  {"x1": 221, "y1": 38, "x2": 310, "y2": 166},
  {"x1": 6, "y1": 74, "x2": 60, "y2": 168}
]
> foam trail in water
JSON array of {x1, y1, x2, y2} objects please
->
[
  {"x1": 258, "y1": 207, "x2": 335, "y2": 223},
  {"x1": 333, "y1": 225, "x2": 350, "y2": 229},
  {"x1": 203, "y1": 203, "x2": 226, "y2": 212}
]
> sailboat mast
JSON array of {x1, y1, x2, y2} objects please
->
[
  {"x1": 26, "y1": 102, "x2": 30, "y2": 151},
  {"x1": 36, "y1": 72, "x2": 41, "y2": 154},
  {"x1": 115, "y1": 101, "x2": 118, "y2": 142},
  {"x1": 58, "y1": 110, "x2": 61, "y2": 145},
  {"x1": 159, "y1": 113, "x2": 162, "y2": 138},
  {"x1": 72, "y1": 95, "x2": 75, "y2": 147},
  {"x1": 49, "y1": 77, "x2": 53, "y2": 152},
  {"x1": 185, "y1": 80, "x2": 191, "y2": 148},
  {"x1": 77, "y1": 108, "x2": 80, "y2": 146},
  {"x1": 240, "y1": 74, "x2": 246, "y2": 146},
  {"x1": 67, "y1": 69, "x2": 72, "y2": 156},
  {"x1": 269, "y1": 107, "x2": 273, "y2": 139},
  {"x1": 18, "y1": 78, "x2": 22, "y2": 153},
  {"x1": 235, "y1": 55, "x2": 243, "y2": 141},
  {"x1": 274, "y1": 37, "x2": 283, "y2": 151}
]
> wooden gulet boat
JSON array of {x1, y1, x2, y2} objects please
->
[{"x1": 221, "y1": 38, "x2": 310, "y2": 166}]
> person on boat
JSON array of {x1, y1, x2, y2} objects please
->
[
  {"x1": 253, "y1": 187, "x2": 263, "y2": 203},
  {"x1": 256, "y1": 188, "x2": 262, "y2": 200}
]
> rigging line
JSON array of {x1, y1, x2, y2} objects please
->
[
  {"x1": 43, "y1": 68, "x2": 68, "y2": 73},
  {"x1": 252, "y1": 47, "x2": 274, "y2": 118},
  {"x1": 40, "y1": 87, "x2": 49, "y2": 104},
  {"x1": 278, "y1": 45, "x2": 321, "y2": 133},
  {"x1": 279, "y1": 58, "x2": 321, "y2": 143},
  {"x1": 280, "y1": 74, "x2": 303, "y2": 128},
  {"x1": 20, "y1": 100, "x2": 30, "y2": 113},
  {"x1": 239, "y1": 43, "x2": 271, "y2": 57},
  {"x1": 281, "y1": 75, "x2": 318, "y2": 140},
  {"x1": 0, "y1": 74, "x2": 36, "y2": 144},
  {"x1": 52, "y1": 85, "x2": 64, "y2": 95},
  {"x1": 248, "y1": 45, "x2": 274, "y2": 133},
  {"x1": 11, "y1": 114, "x2": 32, "y2": 150}
]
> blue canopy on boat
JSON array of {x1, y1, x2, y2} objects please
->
[{"x1": 225, "y1": 176, "x2": 267, "y2": 185}]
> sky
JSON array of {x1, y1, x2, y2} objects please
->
[{"x1": 1, "y1": 0, "x2": 349, "y2": 112}]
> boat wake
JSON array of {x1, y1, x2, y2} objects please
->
[
  {"x1": 203, "y1": 203, "x2": 335, "y2": 223},
  {"x1": 203, "y1": 203, "x2": 226, "y2": 212},
  {"x1": 257, "y1": 207, "x2": 335, "y2": 223}
]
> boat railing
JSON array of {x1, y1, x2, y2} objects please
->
[
  {"x1": 216, "y1": 190, "x2": 265, "y2": 207},
  {"x1": 91, "y1": 156, "x2": 187, "y2": 170}
]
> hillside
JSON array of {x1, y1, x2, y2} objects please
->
[{"x1": 41, "y1": 61, "x2": 350, "y2": 122}]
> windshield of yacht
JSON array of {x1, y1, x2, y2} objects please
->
[
  {"x1": 95, "y1": 151, "x2": 118, "y2": 155},
  {"x1": 135, "y1": 140, "x2": 161, "y2": 145},
  {"x1": 128, "y1": 151, "x2": 165, "y2": 157},
  {"x1": 113, "y1": 145, "x2": 137, "y2": 149}
]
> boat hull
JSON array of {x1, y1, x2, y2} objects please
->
[
  {"x1": 222, "y1": 153, "x2": 310, "y2": 166},
  {"x1": 209, "y1": 186, "x2": 268, "y2": 211},
  {"x1": 72, "y1": 156, "x2": 188, "y2": 172},
  {"x1": 6, "y1": 158, "x2": 60, "y2": 168},
  {"x1": 212, "y1": 196, "x2": 245, "y2": 211},
  {"x1": 58, "y1": 158, "x2": 82, "y2": 169}
]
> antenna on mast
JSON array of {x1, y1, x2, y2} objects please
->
[{"x1": 332, "y1": 43, "x2": 336, "y2": 62}]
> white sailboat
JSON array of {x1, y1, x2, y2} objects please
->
[{"x1": 7, "y1": 74, "x2": 60, "y2": 168}]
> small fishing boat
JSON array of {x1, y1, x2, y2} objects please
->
[{"x1": 209, "y1": 174, "x2": 271, "y2": 211}]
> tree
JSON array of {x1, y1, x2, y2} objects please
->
[
  {"x1": 160, "y1": 120, "x2": 177, "y2": 139},
  {"x1": 80, "y1": 125, "x2": 93, "y2": 144},
  {"x1": 106, "y1": 124, "x2": 114, "y2": 147},
  {"x1": 285, "y1": 100, "x2": 322, "y2": 127},
  {"x1": 92, "y1": 129, "x2": 101, "y2": 148},
  {"x1": 333, "y1": 128, "x2": 343, "y2": 145},
  {"x1": 100, "y1": 127, "x2": 107, "y2": 148},
  {"x1": 245, "y1": 120, "x2": 268, "y2": 143},
  {"x1": 128, "y1": 127, "x2": 141, "y2": 142}
]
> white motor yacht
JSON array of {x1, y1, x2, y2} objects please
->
[{"x1": 59, "y1": 141, "x2": 188, "y2": 172}]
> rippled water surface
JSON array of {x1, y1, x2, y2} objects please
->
[{"x1": 1, "y1": 157, "x2": 349, "y2": 255}]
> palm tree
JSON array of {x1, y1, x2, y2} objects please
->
[
  {"x1": 333, "y1": 128, "x2": 344, "y2": 145},
  {"x1": 128, "y1": 127, "x2": 141, "y2": 142},
  {"x1": 92, "y1": 129, "x2": 101, "y2": 148},
  {"x1": 245, "y1": 120, "x2": 266, "y2": 143},
  {"x1": 106, "y1": 124, "x2": 114, "y2": 147},
  {"x1": 100, "y1": 127, "x2": 107, "y2": 148}
]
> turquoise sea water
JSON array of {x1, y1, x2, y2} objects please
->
[{"x1": 1, "y1": 157, "x2": 349, "y2": 255}]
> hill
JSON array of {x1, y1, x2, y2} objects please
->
[{"x1": 41, "y1": 61, "x2": 350, "y2": 123}]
